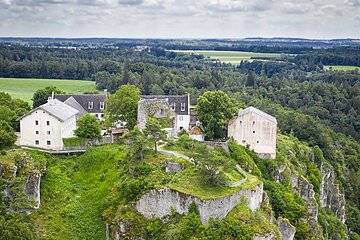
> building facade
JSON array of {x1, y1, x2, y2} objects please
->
[
  {"x1": 17, "y1": 98, "x2": 78, "y2": 150},
  {"x1": 138, "y1": 93, "x2": 190, "y2": 133},
  {"x1": 228, "y1": 106, "x2": 277, "y2": 159}
]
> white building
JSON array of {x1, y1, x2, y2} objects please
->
[
  {"x1": 228, "y1": 106, "x2": 277, "y2": 159},
  {"x1": 138, "y1": 93, "x2": 191, "y2": 133},
  {"x1": 17, "y1": 98, "x2": 79, "y2": 151}
]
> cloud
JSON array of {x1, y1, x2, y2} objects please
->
[
  {"x1": 345, "y1": 0, "x2": 360, "y2": 6},
  {"x1": 118, "y1": 0, "x2": 143, "y2": 5}
]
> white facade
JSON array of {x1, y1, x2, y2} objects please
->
[
  {"x1": 228, "y1": 107, "x2": 277, "y2": 159},
  {"x1": 18, "y1": 99, "x2": 78, "y2": 151},
  {"x1": 175, "y1": 114, "x2": 190, "y2": 132}
]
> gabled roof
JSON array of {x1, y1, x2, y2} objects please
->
[
  {"x1": 140, "y1": 94, "x2": 189, "y2": 115},
  {"x1": 64, "y1": 96, "x2": 88, "y2": 118},
  {"x1": 17, "y1": 99, "x2": 79, "y2": 122},
  {"x1": 54, "y1": 93, "x2": 107, "y2": 113},
  {"x1": 238, "y1": 106, "x2": 277, "y2": 124}
]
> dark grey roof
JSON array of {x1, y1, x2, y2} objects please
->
[
  {"x1": 238, "y1": 106, "x2": 277, "y2": 124},
  {"x1": 55, "y1": 94, "x2": 107, "y2": 113},
  {"x1": 64, "y1": 96, "x2": 88, "y2": 118},
  {"x1": 140, "y1": 94, "x2": 189, "y2": 115},
  {"x1": 17, "y1": 99, "x2": 78, "y2": 122}
]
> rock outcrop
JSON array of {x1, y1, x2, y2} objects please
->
[
  {"x1": 252, "y1": 232, "x2": 276, "y2": 240},
  {"x1": 165, "y1": 161, "x2": 184, "y2": 173},
  {"x1": 135, "y1": 184, "x2": 263, "y2": 224},
  {"x1": 320, "y1": 162, "x2": 346, "y2": 223},
  {"x1": 278, "y1": 217, "x2": 296, "y2": 240}
]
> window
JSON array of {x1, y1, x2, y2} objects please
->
[
  {"x1": 171, "y1": 103, "x2": 176, "y2": 111},
  {"x1": 47, "y1": 131, "x2": 51, "y2": 135},
  {"x1": 181, "y1": 103, "x2": 186, "y2": 111},
  {"x1": 253, "y1": 121, "x2": 255, "y2": 124},
  {"x1": 100, "y1": 101, "x2": 105, "y2": 110},
  {"x1": 47, "y1": 140, "x2": 51, "y2": 145},
  {"x1": 101, "y1": 114, "x2": 104, "y2": 118},
  {"x1": 253, "y1": 130, "x2": 256, "y2": 133},
  {"x1": 46, "y1": 121, "x2": 50, "y2": 126},
  {"x1": 35, "y1": 131, "x2": 39, "y2": 135},
  {"x1": 88, "y1": 101, "x2": 94, "y2": 109},
  {"x1": 179, "y1": 116, "x2": 184, "y2": 121},
  {"x1": 242, "y1": 140, "x2": 246, "y2": 143},
  {"x1": 160, "y1": 108, "x2": 164, "y2": 114},
  {"x1": 240, "y1": 121, "x2": 242, "y2": 124},
  {"x1": 35, "y1": 120, "x2": 39, "y2": 125},
  {"x1": 95, "y1": 114, "x2": 99, "y2": 118},
  {"x1": 257, "y1": 140, "x2": 259, "y2": 143},
  {"x1": 35, "y1": 140, "x2": 39, "y2": 145}
]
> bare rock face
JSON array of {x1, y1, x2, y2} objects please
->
[
  {"x1": 24, "y1": 173, "x2": 41, "y2": 209},
  {"x1": 278, "y1": 217, "x2": 296, "y2": 240},
  {"x1": 320, "y1": 162, "x2": 346, "y2": 223},
  {"x1": 135, "y1": 184, "x2": 263, "y2": 224},
  {"x1": 165, "y1": 161, "x2": 184, "y2": 173},
  {"x1": 252, "y1": 232, "x2": 276, "y2": 240}
]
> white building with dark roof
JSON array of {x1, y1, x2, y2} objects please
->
[
  {"x1": 54, "y1": 90, "x2": 108, "y2": 120},
  {"x1": 17, "y1": 98, "x2": 78, "y2": 150},
  {"x1": 138, "y1": 93, "x2": 190, "y2": 133},
  {"x1": 228, "y1": 106, "x2": 277, "y2": 159}
]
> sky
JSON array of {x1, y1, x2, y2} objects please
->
[{"x1": 0, "y1": 0, "x2": 359, "y2": 39}]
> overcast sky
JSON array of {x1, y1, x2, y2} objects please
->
[{"x1": 0, "y1": 0, "x2": 359, "y2": 39}]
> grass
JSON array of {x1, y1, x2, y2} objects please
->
[
  {"x1": 174, "y1": 50, "x2": 283, "y2": 65},
  {"x1": 31, "y1": 145, "x2": 125, "y2": 240},
  {"x1": 324, "y1": 65, "x2": 360, "y2": 71},
  {"x1": 0, "y1": 78, "x2": 96, "y2": 103}
]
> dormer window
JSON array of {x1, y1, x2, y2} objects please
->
[
  {"x1": 181, "y1": 103, "x2": 186, "y2": 111},
  {"x1": 88, "y1": 101, "x2": 93, "y2": 109},
  {"x1": 100, "y1": 102, "x2": 105, "y2": 110},
  {"x1": 170, "y1": 103, "x2": 176, "y2": 111}
]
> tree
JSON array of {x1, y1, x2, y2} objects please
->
[
  {"x1": 32, "y1": 86, "x2": 64, "y2": 108},
  {"x1": 0, "y1": 121, "x2": 16, "y2": 150},
  {"x1": 144, "y1": 117, "x2": 167, "y2": 154},
  {"x1": 122, "y1": 127, "x2": 148, "y2": 161},
  {"x1": 105, "y1": 84, "x2": 140, "y2": 130},
  {"x1": 74, "y1": 114, "x2": 102, "y2": 139},
  {"x1": 196, "y1": 91, "x2": 238, "y2": 139}
]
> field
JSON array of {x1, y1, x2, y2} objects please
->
[
  {"x1": 174, "y1": 50, "x2": 283, "y2": 65},
  {"x1": 324, "y1": 65, "x2": 360, "y2": 71},
  {"x1": 0, "y1": 78, "x2": 96, "y2": 103}
]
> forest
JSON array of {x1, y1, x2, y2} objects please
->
[{"x1": 0, "y1": 42, "x2": 359, "y2": 239}]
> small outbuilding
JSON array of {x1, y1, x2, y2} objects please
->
[
  {"x1": 189, "y1": 121, "x2": 205, "y2": 142},
  {"x1": 228, "y1": 106, "x2": 277, "y2": 159}
]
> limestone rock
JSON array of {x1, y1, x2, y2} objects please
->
[
  {"x1": 135, "y1": 184, "x2": 263, "y2": 224},
  {"x1": 252, "y1": 232, "x2": 276, "y2": 240},
  {"x1": 165, "y1": 161, "x2": 184, "y2": 173},
  {"x1": 320, "y1": 162, "x2": 346, "y2": 223},
  {"x1": 278, "y1": 217, "x2": 296, "y2": 240}
]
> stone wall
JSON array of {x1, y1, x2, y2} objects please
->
[{"x1": 135, "y1": 184, "x2": 263, "y2": 224}]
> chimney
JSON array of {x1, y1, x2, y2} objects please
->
[
  {"x1": 51, "y1": 91, "x2": 54, "y2": 99},
  {"x1": 104, "y1": 89, "x2": 108, "y2": 98},
  {"x1": 47, "y1": 91, "x2": 55, "y2": 105}
]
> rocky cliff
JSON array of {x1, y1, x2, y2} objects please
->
[
  {"x1": 320, "y1": 162, "x2": 346, "y2": 223},
  {"x1": 135, "y1": 184, "x2": 263, "y2": 224},
  {"x1": 0, "y1": 151, "x2": 45, "y2": 212}
]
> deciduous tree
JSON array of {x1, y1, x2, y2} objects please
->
[{"x1": 75, "y1": 114, "x2": 102, "y2": 139}]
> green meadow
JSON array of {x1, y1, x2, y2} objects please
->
[
  {"x1": 174, "y1": 50, "x2": 282, "y2": 65},
  {"x1": 0, "y1": 78, "x2": 96, "y2": 103},
  {"x1": 324, "y1": 65, "x2": 360, "y2": 71}
]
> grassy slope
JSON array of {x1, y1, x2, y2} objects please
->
[
  {"x1": 32, "y1": 145, "x2": 125, "y2": 240},
  {"x1": 0, "y1": 78, "x2": 96, "y2": 103}
]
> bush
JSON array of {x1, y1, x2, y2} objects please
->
[{"x1": 63, "y1": 137, "x2": 85, "y2": 147}]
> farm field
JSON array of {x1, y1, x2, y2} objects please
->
[
  {"x1": 174, "y1": 50, "x2": 283, "y2": 65},
  {"x1": 0, "y1": 78, "x2": 96, "y2": 103},
  {"x1": 324, "y1": 65, "x2": 360, "y2": 71}
]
